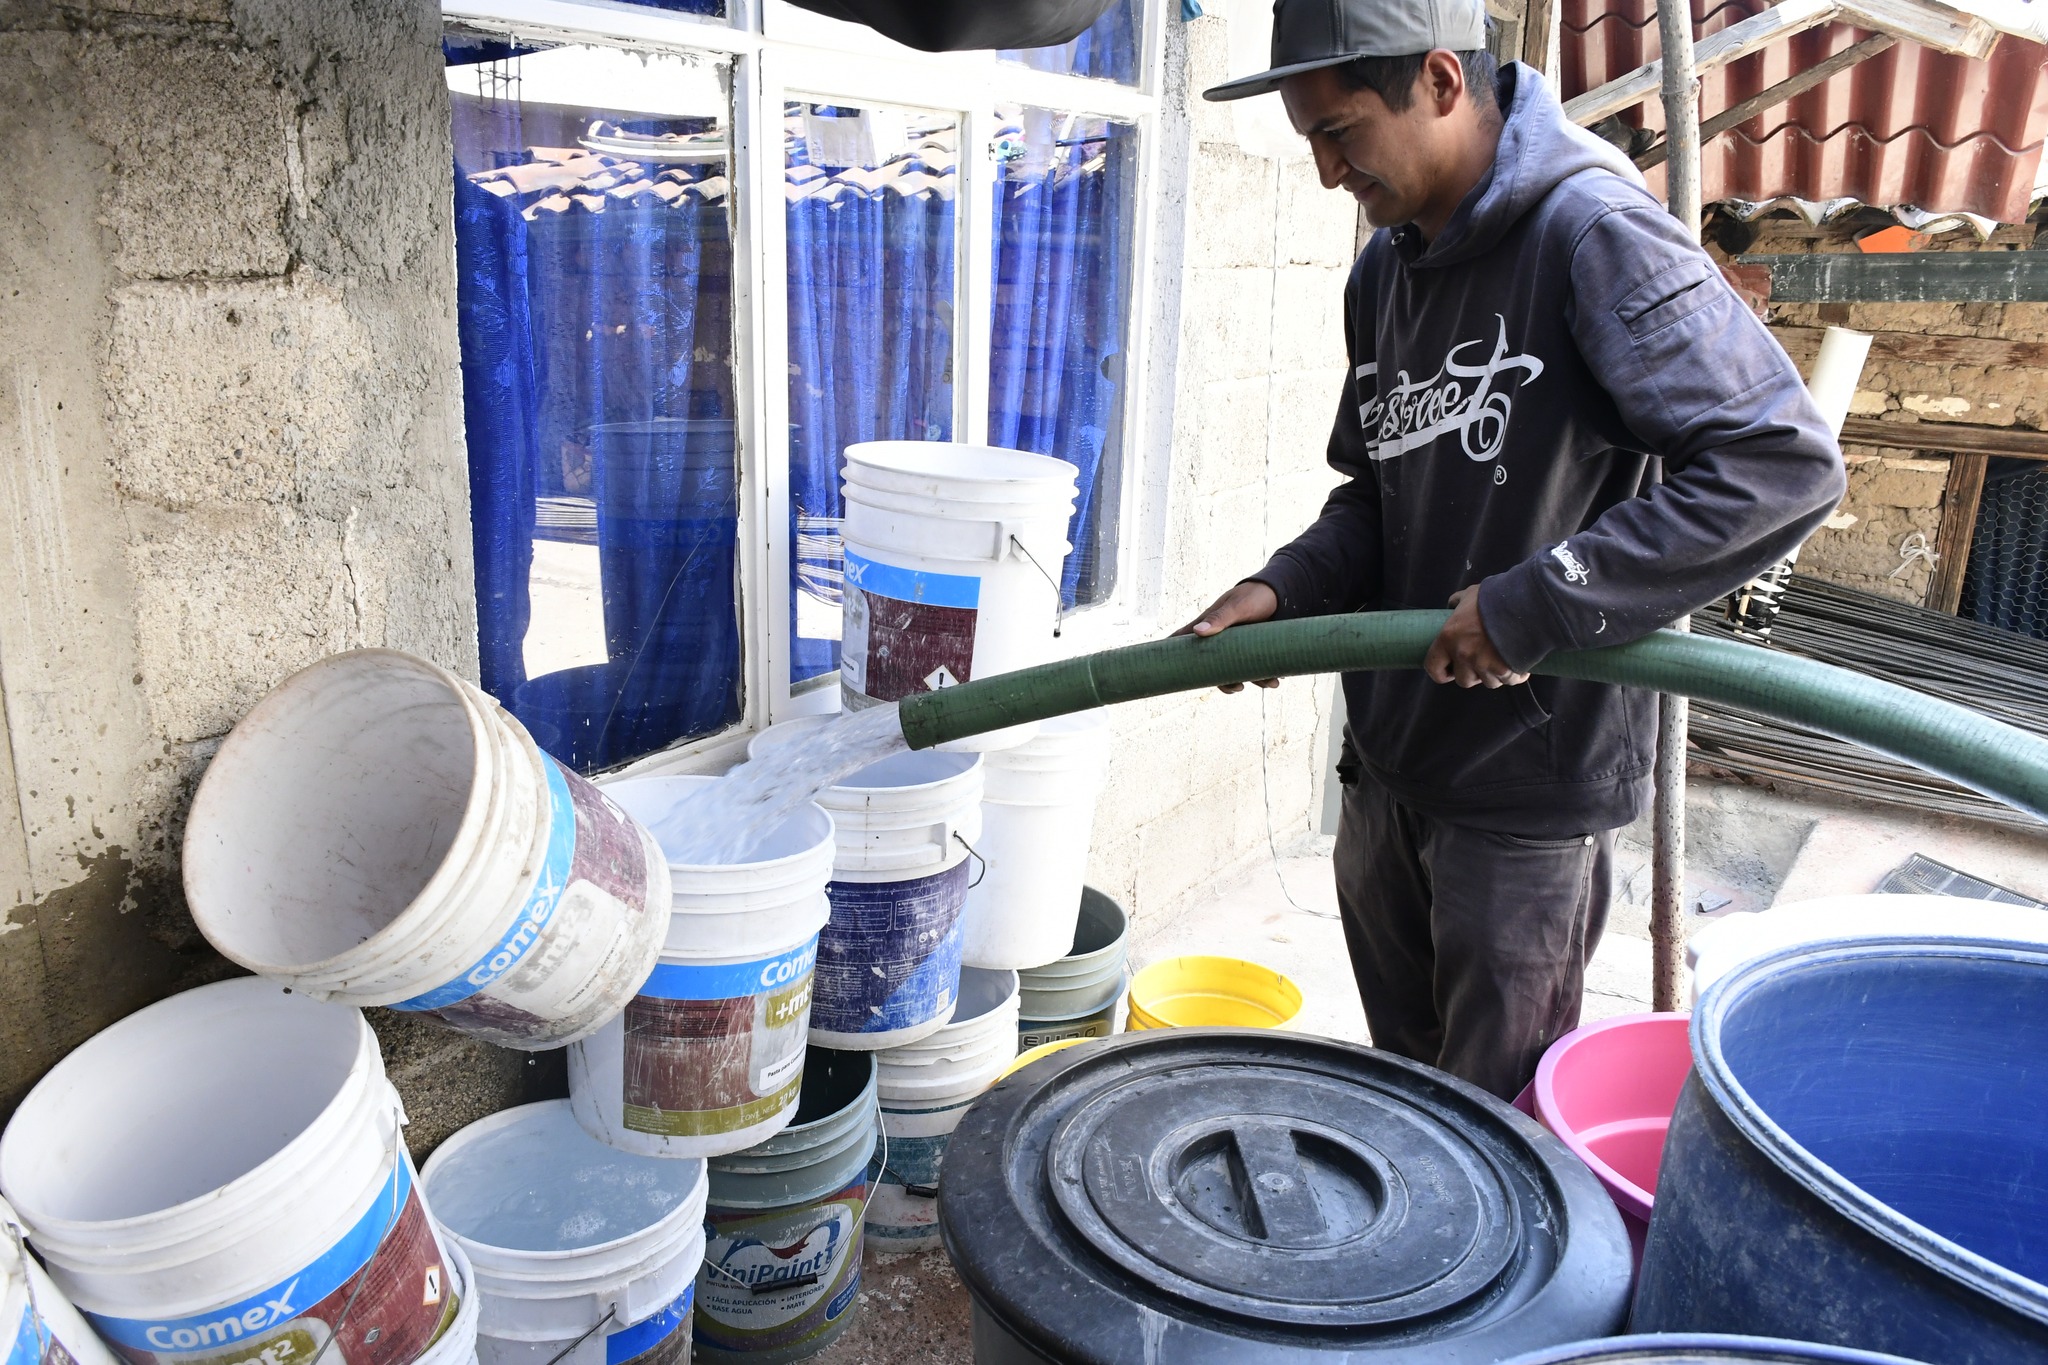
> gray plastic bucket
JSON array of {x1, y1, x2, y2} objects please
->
[
  {"x1": 696, "y1": 1048, "x2": 877, "y2": 1363},
  {"x1": 1017, "y1": 888, "x2": 1128, "y2": 1042}
]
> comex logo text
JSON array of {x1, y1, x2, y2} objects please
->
[{"x1": 145, "y1": 1282, "x2": 300, "y2": 1351}]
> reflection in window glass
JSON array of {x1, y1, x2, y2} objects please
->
[
  {"x1": 785, "y1": 103, "x2": 959, "y2": 684},
  {"x1": 447, "y1": 39, "x2": 741, "y2": 771},
  {"x1": 627, "y1": 0, "x2": 725, "y2": 14},
  {"x1": 988, "y1": 109, "x2": 1137, "y2": 607},
  {"x1": 998, "y1": 0, "x2": 1141, "y2": 85}
]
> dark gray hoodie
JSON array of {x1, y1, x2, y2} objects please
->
[{"x1": 1250, "y1": 62, "x2": 1847, "y2": 836}]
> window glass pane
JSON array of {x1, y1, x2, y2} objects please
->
[
  {"x1": 987, "y1": 108, "x2": 1137, "y2": 607},
  {"x1": 447, "y1": 39, "x2": 742, "y2": 772},
  {"x1": 998, "y1": 0, "x2": 1141, "y2": 85},
  {"x1": 785, "y1": 102, "x2": 959, "y2": 684},
  {"x1": 623, "y1": 0, "x2": 725, "y2": 15}
]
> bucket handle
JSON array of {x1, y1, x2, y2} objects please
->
[
  {"x1": 539, "y1": 1306, "x2": 617, "y2": 1364},
  {"x1": 5, "y1": 1217, "x2": 54, "y2": 1362},
  {"x1": 305, "y1": 1119, "x2": 408, "y2": 1365},
  {"x1": 1006, "y1": 534, "x2": 1065, "y2": 639},
  {"x1": 952, "y1": 832, "x2": 987, "y2": 889}
]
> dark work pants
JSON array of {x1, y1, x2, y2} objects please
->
[{"x1": 1334, "y1": 764, "x2": 1614, "y2": 1101}]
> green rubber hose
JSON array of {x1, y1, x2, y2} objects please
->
[{"x1": 896, "y1": 611, "x2": 2048, "y2": 824}]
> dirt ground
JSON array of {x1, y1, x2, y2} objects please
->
[{"x1": 815, "y1": 1247, "x2": 977, "y2": 1365}]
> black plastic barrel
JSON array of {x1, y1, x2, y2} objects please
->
[
  {"x1": 940, "y1": 1029, "x2": 1632, "y2": 1364},
  {"x1": 1635, "y1": 938, "x2": 2048, "y2": 1363},
  {"x1": 1502, "y1": 1335, "x2": 1933, "y2": 1364}
]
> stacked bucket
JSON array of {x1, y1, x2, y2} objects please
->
[{"x1": 0, "y1": 440, "x2": 1112, "y2": 1365}]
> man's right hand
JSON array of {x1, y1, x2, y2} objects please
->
[{"x1": 1172, "y1": 580, "x2": 1281, "y2": 693}]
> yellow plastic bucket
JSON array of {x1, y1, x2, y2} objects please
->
[{"x1": 1125, "y1": 955, "x2": 1303, "y2": 1030}]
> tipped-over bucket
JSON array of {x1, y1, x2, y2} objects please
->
[{"x1": 182, "y1": 649, "x2": 669, "y2": 1049}]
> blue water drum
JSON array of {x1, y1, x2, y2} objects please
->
[{"x1": 1636, "y1": 937, "x2": 2048, "y2": 1363}]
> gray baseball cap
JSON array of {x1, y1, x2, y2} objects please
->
[{"x1": 1202, "y1": 0, "x2": 1488, "y2": 102}]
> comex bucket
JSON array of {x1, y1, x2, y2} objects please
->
[
  {"x1": 1125, "y1": 955, "x2": 1302, "y2": 1031},
  {"x1": 870, "y1": 967, "x2": 1021, "y2": 1250},
  {"x1": 424, "y1": 1101, "x2": 706, "y2": 1365},
  {"x1": 810, "y1": 749, "x2": 984, "y2": 1050},
  {"x1": 570, "y1": 776, "x2": 834, "y2": 1159},
  {"x1": 958, "y1": 713, "x2": 1111, "y2": 971},
  {"x1": 696, "y1": 1049, "x2": 879, "y2": 1363},
  {"x1": 1016, "y1": 887, "x2": 1129, "y2": 1048},
  {"x1": 0, "y1": 979, "x2": 464, "y2": 1365},
  {"x1": 183, "y1": 649, "x2": 670, "y2": 1049},
  {"x1": 0, "y1": 1199, "x2": 121, "y2": 1365},
  {"x1": 837, "y1": 441, "x2": 1077, "y2": 753}
]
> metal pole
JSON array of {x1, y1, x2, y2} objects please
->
[{"x1": 1651, "y1": 0, "x2": 1701, "y2": 1012}]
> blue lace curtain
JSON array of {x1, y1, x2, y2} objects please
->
[
  {"x1": 448, "y1": 41, "x2": 742, "y2": 773},
  {"x1": 987, "y1": 114, "x2": 1138, "y2": 606}
]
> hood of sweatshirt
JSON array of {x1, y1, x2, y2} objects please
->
[{"x1": 1407, "y1": 63, "x2": 1645, "y2": 270}]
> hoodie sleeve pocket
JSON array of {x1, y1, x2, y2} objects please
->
[{"x1": 1615, "y1": 258, "x2": 1717, "y2": 341}]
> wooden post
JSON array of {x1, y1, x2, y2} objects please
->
[
  {"x1": 1929, "y1": 453, "x2": 1990, "y2": 614},
  {"x1": 1651, "y1": 0, "x2": 1702, "y2": 1014}
]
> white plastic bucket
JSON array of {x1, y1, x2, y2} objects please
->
[
  {"x1": 0, "y1": 979, "x2": 463, "y2": 1365},
  {"x1": 838, "y1": 442, "x2": 1078, "y2": 752},
  {"x1": 958, "y1": 712, "x2": 1111, "y2": 970},
  {"x1": 808, "y1": 750, "x2": 984, "y2": 1049},
  {"x1": 423, "y1": 1101, "x2": 706, "y2": 1365},
  {"x1": 183, "y1": 649, "x2": 670, "y2": 1049},
  {"x1": 1687, "y1": 892, "x2": 2048, "y2": 1004},
  {"x1": 0, "y1": 1202, "x2": 120, "y2": 1365},
  {"x1": 869, "y1": 970, "x2": 1020, "y2": 1250},
  {"x1": 570, "y1": 777, "x2": 834, "y2": 1159}
]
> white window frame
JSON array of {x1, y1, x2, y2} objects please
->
[{"x1": 442, "y1": 0, "x2": 1170, "y2": 775}]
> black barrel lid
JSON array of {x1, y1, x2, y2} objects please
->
[{"x1": 940, "y1": 1030, "x2": 1631, "y2": 1365}]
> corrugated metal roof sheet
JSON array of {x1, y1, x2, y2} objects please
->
[{"x1": 1561, "y1": 0, "x2": 2048, "y2": 221}]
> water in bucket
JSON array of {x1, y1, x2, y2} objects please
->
[{"x1": 643, "y1": 706, "x2": 908, "y2": 866}]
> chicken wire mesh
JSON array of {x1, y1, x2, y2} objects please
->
[{"x1": 1959, "y1": 457, "x2": 2048, "y2": 643}]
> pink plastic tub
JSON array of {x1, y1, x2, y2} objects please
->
[{"x1": 1532, "y1": 1012, "x2": 1694, "y2": 1265}]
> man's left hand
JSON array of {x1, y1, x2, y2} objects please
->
[{"x1": 1424, "y1": 586, "x2": 1529, "y2": 689}]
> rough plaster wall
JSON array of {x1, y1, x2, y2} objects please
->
[
  {"x1": 1738, "y1": 224, "x2": 2048, "y2": 607},
  {"x1": 0, "y1": 0, "x2": 499, "y2": 1150},
  {"x1": 1084, "y1": 4, "x2": 1350, "y2": 933}
]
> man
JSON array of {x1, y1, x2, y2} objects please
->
[{"x1": 1184, "y1": 0, "x2": 1846, "y2": 1098}]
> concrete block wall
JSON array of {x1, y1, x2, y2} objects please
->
[
  {"x1": 0, "y1": 0, "x2": 507, "y2": 1147},
  {"x1": 1082, "y1": 3, "x2": 1351, "y2": 934}
]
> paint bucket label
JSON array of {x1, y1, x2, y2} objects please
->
[
  {"x1": 1018, "y1": 1005, "x2": 1115, "y2": 1050},
  {"x1": 400, "y1": 758, "x2": 655, "y2": 1044},
  {"x1": 604, "y1": 1288, "x2": 692, "y2": 1365},
  {"x1": 867, "y1": 1132, "x2": 951, "y2": 1245},
  {"x1": 694, "y1": 1177, "x2": 866, "y2": 1357},
  {"x1": 6, "y1": 1298, "x2": 76, "y2": 1365},
  {"x1": 88, "y1": 1160, "x2": 456, "y2": 1365},
  {"x1": 840, "y1": 554, "x2": 978, "y2": 706},
  {"x1": 620, "y1": 940, "x2": 817, "y2": 1137},
  {"x1": 813, "y1": 864, "x2": 969, "y2": 1037}
]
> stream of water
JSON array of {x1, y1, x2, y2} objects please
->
[{"x1": 646, "y1": 703, "x2": 911, "y2": 864}]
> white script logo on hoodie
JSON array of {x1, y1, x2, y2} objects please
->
[{"x1": 1357, "y1": 315, "x2": 1545, "y2": 464}]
